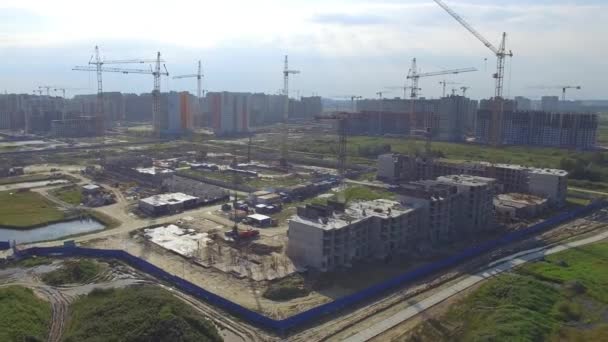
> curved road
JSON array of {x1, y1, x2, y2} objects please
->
[{"x1": 344, "y1": 229, "x2": 608, "y2": 342}]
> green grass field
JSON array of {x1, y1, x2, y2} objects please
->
[
  {"x1": 407, "y1": 242, "x2": 608, "y2": 341},
  {"x1": 51, "y1": 185, "x2": 83, "y2": 206},
  {"x1": 63, "y1": 286, "x2": 222, "y2": 342},
  {"x1": 0, "y1": 190, "x2": 66, "y2": 228},
  {"x1": 0, "y1": 286, "x2": 51, "y2": 342},
  {"x1": 292, "y1": 135, "x2": 580, "y2": 169}
]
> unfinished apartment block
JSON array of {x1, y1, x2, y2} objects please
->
[
  {"x1": 436, "y1": 175, "x2": 497, "y2": 234},
  {"x1": 287, "y1": 200, "x2": 420, "y2": 271},
  {"x1": 396, "y1": 180, "x2": 460, "y2": 245}
]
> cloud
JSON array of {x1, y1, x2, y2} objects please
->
[{"x1": 311, "y1": 13, "x2": 390, "y2": 26}]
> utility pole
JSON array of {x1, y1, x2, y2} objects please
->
[{"x1": 280, "y1": 55, "x2": 300, "y2": 169}]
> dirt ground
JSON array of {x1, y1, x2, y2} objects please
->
[
  {"x1": 82, "y1": 230, "x2": 332, "y2": 319},
  {"x1": 285, "y1": 208, "x2": 608, "y2": 341}
]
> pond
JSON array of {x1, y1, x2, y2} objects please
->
[
  {"x1": 0, "y1": 179, "x2": 69, "y2": 192},
  {"x1": 0, "y1": 219, "x2": 105, "y2": 244}
]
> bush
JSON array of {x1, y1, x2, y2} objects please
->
[
  {"x1": 555, "y1": 301, "x2": 582, "y2": 321},
  {"x1": 263, "y1": 276, "x2": 310, "y2": 301},
  {"x1": 63, "y1": 286, "x2": 222, "y2": 342},
  {"x1": 41, "y1": 259, "x2": 100, "y2": 286}
]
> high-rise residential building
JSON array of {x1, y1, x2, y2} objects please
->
[
  {"x1": 207, "y1": 91, "x2": 251, "y2": 136},
  {"x1": 476, "y1": 109, "x2": 597, "y2": 149},
  {"x1": 160, "y1": 92, "x2": 195, "y2": 137},
  {"x1": 541, "y1": 96, "x2": 560, "y2": 113},
  {"x1": 0, "y1": 94, "x2": 26, "y2": 130},
  {"x1": 514, "y1": 96, "x2": 532, "y2": 111},
  {"x1": 352, "y1": 96, "x2": 477, "y2": 141},
  {"x1": 437, "y1": 95, "x2": 477, "y2": 141},
  {"x1": 288, "y1": 199, "x2": 420, "y2": 271}
]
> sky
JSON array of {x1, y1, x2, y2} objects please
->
[{"x1": 0, "y1": 0, "x2": 606, "y2": 100}]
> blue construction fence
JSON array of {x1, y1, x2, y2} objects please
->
[
  {"x1": 9, "y1": 200, "x2": 607, "y2": 334},
  {"x1": 0, "y1": 241, "x2": 10, "y2": 250}
]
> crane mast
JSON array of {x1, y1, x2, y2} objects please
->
[
  {"x1": 74, "y1": 49, "x2": 168, "y2": 137},
  {"x1": 280, "y1": 55, "x2": 300, "y2": 169},
  {"x1": 406, "y1": 57, "x2": 476, "y2": 141},
  {"x1": 433, "y1": 0, "x2": 513, "y2": 99}
]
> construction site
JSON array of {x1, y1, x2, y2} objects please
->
[{"x1": 1, "y1": 0, "x2": 607, "y2": 341}]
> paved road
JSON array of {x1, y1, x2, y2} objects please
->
[{"x1": 344, "y1": 229, "x2": 608, "y2": 342}]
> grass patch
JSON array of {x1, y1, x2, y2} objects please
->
[
  {"x1": 51, "y1": 185, "x2": 83, "y2": 206},
  {"x1": 566, "y1": 196, "x2": 591, "y2": 206},
  {"x1": 17, "y1": 256, "x2": 53, "y2": 268},
  {"x1": 0, "y1": 190, "x2": 66, "y2": 228},
  {"x1": 568, "y1": 179, "x2": 608, "y2": 193},
  {"x1": 407, "y1": 241, "x2": 608, "y2": 341},
  {"x1": 0, "y1": 285, "x2": 51, "y2": 342},
  {"x1": 41, "y1": 259, "x2": 101, "y2": 286},
  {"x1": 63, "y1": 286, "x2": 222, "y2": 342},
  {"x1": 263, "y1": 274, "x2": 310, "y2": 301}
]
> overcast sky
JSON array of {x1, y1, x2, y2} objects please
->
[{"x1": 0, "y1": 0, "x2": 605, "y2": 100}]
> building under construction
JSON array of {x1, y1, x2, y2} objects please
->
[
  {"x1": 476, "y1": 107, "x2": 598, "y2": 149},
  {"x1": 378, "y1": 154, "x2": 568, "y2": 206},
  {"x1": 353, "y1": 96, "x2": 478, "y2": 140}
]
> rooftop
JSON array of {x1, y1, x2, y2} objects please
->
[
  {"x1": 82, "y1": 184, "x2": 100, "y2": 191},
  {"x1": 495, "y1": 193, "x2": 547, "y2": 206},
  {"x1": 437, "y1": 174, "x2": 496, "y2": 187},
  {"x1": 140, "y1": 192, "x2": 198, "y2": 207},
  {"x1": 135, "y1": 167, "x2": 175, "y2": 176},
  {"x1": 291, "y1": 199, "x2": 416, "y2": 231},
  {"x1": 248, "y1": 213, "x2": 272, "y2": 221}
]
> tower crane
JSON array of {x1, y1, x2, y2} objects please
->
[
  {"x1": 559, "y1": 86, "x2": 581, "y2": 101},
  {"x1": 38, "y1": 86, "x2": 53, "y2": 96},
  {"x1": 460, "y1": 86, "x2": 471, "y2": 97},
  {"x1": 315, "y1": 112, "x2": 349, "y2": 180},
  {"x1": 74, "y1": 50, "x2": 168, "y2": 136},
  {"x1": 406, "y1": 58, "x2": 476, "y2": 99},
  {"x1": 433, "y1": 0, "x2": 513, "y2": 146},
  {"x1": 53, "y1": 87, "x2": 88, "y2": 121},
  {"x1": 534, "y1": 85, "x2": 582, "y2": 101},
  {"x1": 406, "y1": 58, "x2": 476, "y2": 140},
  {"x1": 385, "y1": 86, "x2": 419, "y2": 100},
  {"x1": 280, "y1": 55, "x2": 300, "y2": 169},
  {"x1": 433, "y1": 0, "x2": 513, "y2": 99},
  {"x1": 439, "y1": 80, "x2": 461, "y2": 97},
  {"x1": 173, "y1": 60, "x2": 204, "y2": 100},
  {"x1": 350, "y1": 95, "x2": 362, "y2": 112},
  {"x1": 173, "y1": 60, "x2": 205, "y2": 134},
  {"x1": 330, "y1": 95, "x2": 362, "y2": 112}
]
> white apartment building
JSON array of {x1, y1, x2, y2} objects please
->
[{"x1": 287, "y1": 200, "x2": 420, "y2": 271}]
